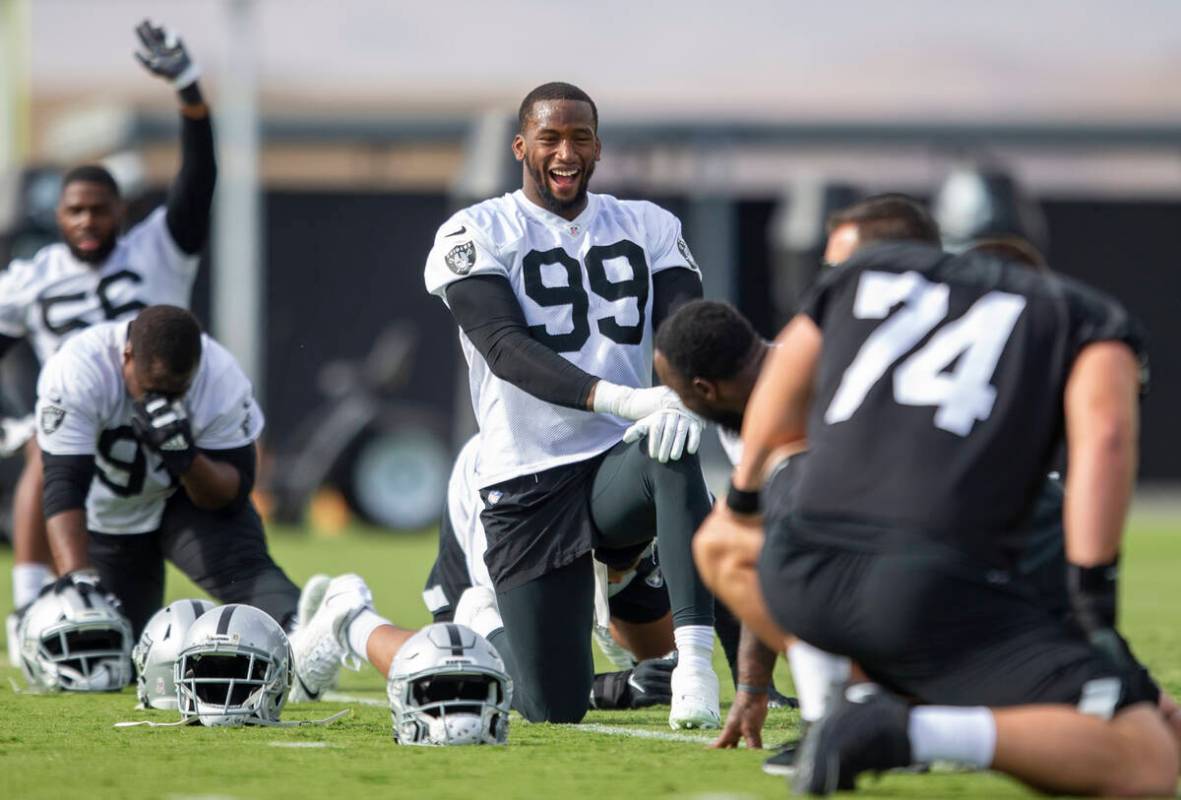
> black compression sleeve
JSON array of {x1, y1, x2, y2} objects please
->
[
  {"x1": 200, "y1": 443, "x2": 257, "y2": 512},
  {"x1": 165, "y1": 113, "x2": 217, "y2": 255},
  {"x1": 446, "y1": 275, "x2": 599, "y2": 410},
  {"x1": 42, "y1": 453, "x2": 95, "y2": 519},
  {"x1": 651, "y1": 267, "x2": 703, "y2": 332}
]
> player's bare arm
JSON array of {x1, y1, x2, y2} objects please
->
[
  {"x1": 711, "y1": 623, "x2": 778, "y2": 749},
  {"x1": 44, "y1": 508, "x2": 89, "y2": 574},
  {"x1": 731, "y1": 313, "x2": 821, "y2": 492}
]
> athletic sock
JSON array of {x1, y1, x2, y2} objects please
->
[
  {"x1": 344, "y1": 609, "x2": 391, "y2": 664},
  {"x1": 13, "y1": 563, "x2": 54, "y2": 608},
  {"x1": 673, "y1": 624, "x2": 714, "y2": 671},
  {"x1": 788, "y1": 640, "x2": 852, "y2": 722},
  {"x1": 908, "y1": 706, "x2": 997, "y2": 768}
]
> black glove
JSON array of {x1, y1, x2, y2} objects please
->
[
  {"x1": 131, "y1": 393, "x2": 197, "y2": 476},
  {"x1": 47, "y1": 569, "x2": 124, "y2": 614},
  {"x1": 590, "y1": 653, "x2": 677, "y2": 710},
  {"x1": 134, "y1": 19, "x2": 201, "y2": 89}
]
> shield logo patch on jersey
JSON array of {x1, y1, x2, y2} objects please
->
[
  {"x1": 40, "y1": 405, "x2": 66, "y2": 436},
  {"x1": 677, "y1": 238, "x2": 700, "y2": 272},
  {"x1": 445, "y1": 241, "x2": 477, "y2": 275}
]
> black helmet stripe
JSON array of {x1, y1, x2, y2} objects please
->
[
  {"x1": 445, "y1": 624, "x2": 465, "y2": 656},
  {"x1": 216, "y1": 605, "x2": 237, "y2": 635},
  {"x1": 189, "y1": 600, "x2": 205, "y2": 620}
]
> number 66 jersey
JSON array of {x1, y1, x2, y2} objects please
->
[
  {"x1": 792, "y1": 240, "x2": 1147, "y2": 544},
  {"x1": 34, "y1": 321, "x2": 263, "y2": 534},
  {"x1": 424, "y1": 190, "x2": 699, "y2": 488}
]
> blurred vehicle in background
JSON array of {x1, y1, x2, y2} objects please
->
[{"x1": 263, "y1": 321, "x2": 451, "y2": 532}]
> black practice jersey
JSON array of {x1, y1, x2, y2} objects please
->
[{"x1": 793, "y1": 241, "x2": 1146, "y2": 546}]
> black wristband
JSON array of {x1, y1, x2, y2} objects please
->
[
  {"x1": 178, "y1": 82, "x2": 203, "y2": 106},
  {"x1": 726, "y1": 482, "x2": 761, "y2": 514}
]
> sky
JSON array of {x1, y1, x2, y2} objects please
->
[{"x1": 18, "y1": 0, "x2": 1181, "y2": 122}]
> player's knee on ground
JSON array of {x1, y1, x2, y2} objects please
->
[
  {"x1": 691, "y1": 524, "x2": 728, "y2": 590},
  {"x1": 516, "y1": 685, "x2": 590, "y2": 724},
  {"x1": 1105, "y1": 705, "x2": 1180, "y2": 796}
]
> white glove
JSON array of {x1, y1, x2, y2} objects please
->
[
  {"x1": 623, "y1": 405, "x2": 704, "y2": 463},
  {"x1": 592, "y1": 382, "x2": 681, "y2": 422},
  {"x1": 0, "y1": 414, "x2": 36, "y2": 458}
]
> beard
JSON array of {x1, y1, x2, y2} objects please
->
[
  {"x1": 703, "y1": 408, "x2": 745, "y2": 434},
  {"x1": 526, "y1": 157, "x2": 595, "y2": 216},
  {"x1": 67, "y1": 236, "x2": 117, "y2": 265}
]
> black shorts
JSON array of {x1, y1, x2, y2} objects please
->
[
  {"x1": 606, "y1": 549, "x2": 671, "y2": 625},
  {"x1": 88, "y1": 492, "x2": 300, "y2": 638},
  {"x1": 426, "y1": 502, "x2": 670, "y2": 625},
  {"x1": 479, "y1": 454, "x2": 607, "y2": 592},
  {"x1": 758, "y1": 512, "x2": 1157, "y2": 714}
]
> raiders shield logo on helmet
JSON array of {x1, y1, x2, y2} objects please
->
[
  {"x1": 676, "y1": 238, "x2": 700, "y2": 272},
  {"x1": 40, "y1": 405, "x2": 66, "y2": 436},
  {"x1": 445, "y1": 242, "x2": 477, "y2": 276}
]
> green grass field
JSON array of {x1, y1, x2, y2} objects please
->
[{"x1": 1, "y1": 513, "x2": 1178, "y2": 799}]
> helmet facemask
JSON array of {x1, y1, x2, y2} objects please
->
[
  {"x1": 30, "y1": 622, "x2": 132, "y2": 692},
  {"x1": 176, "y1": 643, "x2": 290, "y2": 727}
]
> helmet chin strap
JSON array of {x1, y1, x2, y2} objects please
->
[{"x1": 115, "y1": 708, "x2": 351, "y2": 730}]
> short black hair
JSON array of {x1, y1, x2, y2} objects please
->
[
  {"x1": 518, "y1": 82, "x2": 598, "y2": 132},
  {"x1": 61, "y1": 164, "x2": 120, "y2": 197},
  {"x1": 129, "y1": 305, "x2": 202, "y2": 379},
  {"x1": 826, "y1": 193, "x2": 939, "y2": 245},
  {"x1": 655, "y1": 300, "x2": 758, "y2": 382},
  {"x1": 966, "y1": 236, "x2": 1048, "y2": 272}
]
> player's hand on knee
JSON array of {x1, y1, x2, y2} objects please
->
[
  {"x1": 131, "y1": 393, "x2": 197, "y2": 475},
  {"x1": 134, "y1": 19, "x2": 201, "y2": 89},
  {"x1": 710, "y1": 688, "x2": 768, "y2": 749},
  {"x1": 623, "y1": 406, "x2": 703, "y2": 463},
  {"x1": 592, "y1": 382, "x2": 681, "y2": 421}
]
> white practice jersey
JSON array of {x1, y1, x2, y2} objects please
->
[
  {"x1": 718, "y1": 428, "x2": 743, "y2": 467},
  {"x1": 425, "y1": 190, "x2": 699, "y2": 487},
  {"x1": 35, "y1": 321, "x2": 264, "y2": 534},
  {"x1": 0, "y1": 208, "x2": 199, "y2": 363},
  {"x1": 445, "y1": 435, "x2": 493, "y2": 591}
]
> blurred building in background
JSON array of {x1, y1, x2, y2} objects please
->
[{"x1": 2, "y1": 0, "x2": 1179, "y2": 527}]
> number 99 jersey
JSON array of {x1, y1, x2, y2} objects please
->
[
  {"x1": 793, "y1": 241, "x2": 1147, "y2": 544},
  {"x1": 424, "y1": 190, "x2": 699, "y2": 488},
  {"x1": 34, "y1": 321, "x2": 263, "y2": 534}
]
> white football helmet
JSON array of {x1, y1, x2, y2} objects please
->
[
  {"x1": 133, "y1": 599, "x2": 216, "y2": 710},
  {"x1": 387, "y1": 623, "x2": 512, "y2": 746},
  {"x1": 18, "y1": 582, "x2": 133, "y2": 692},
  {"x1": 175, "y1": 604, "x2": 292, "y2": 727}
]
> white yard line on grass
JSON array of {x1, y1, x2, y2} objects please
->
[
  {"x1": 267, "y1": 741, "x2": 335, "y2": 748},
  {"x1": 323, "y1": 691, "x2": 714, "y2": 745},
  {"x1": 573, "y1": 723, "x2": 712, "y2": 745}
]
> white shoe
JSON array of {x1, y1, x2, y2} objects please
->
[
  {"x1": 669, "y1": 661, "x2": 721, "y2": 730},
  {"x1": 6, "y1": 612, "x2": 20, "y2": 667},
  {"x1": 453, "y1": 586, "x2": 502, "y2": 640},
  {"x1": 296, "y1": 574, "x2": 331, "y2": 630},
  {"x1": 288, "y1": 573, "x2": 372, "y2": 702}
]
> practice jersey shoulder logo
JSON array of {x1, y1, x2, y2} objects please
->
[
  {"x1": 40, "y1": 404, "x2": 66, "y2": 436},
  {"x1": 677, "y1": 238, "x2": 700, "y2": 272},
  {"x1": 445, "y1": 241, "x2": 477, "y2": 276}
]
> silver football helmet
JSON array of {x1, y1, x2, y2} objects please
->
[
  {"x1": 133, "y1": 598, "x2": 216, "y2": 710},
  {"x1": 387, "y1": 623, "x2": 512, "y2": 746},
  {"x1": 18, "y1": 582, "x2": 133, "y2": 692},
  {"x1": 175, "y1": 604, "x2": 292, "y2": 727}
]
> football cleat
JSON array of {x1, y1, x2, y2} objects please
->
[
  {"x1": 453, "y1": 586, "x2": 503, "y2": 640},
  {"x1": 792, "y1": 684, "x2": 913, "y2": 795},
  {"x1": 668, "y1": 660, "x2": 720, "y2": 730},
  {"x1": 288, "y1": 573, "x2": 372, "y2": 702},
  {"x1": 296, "y1": 574, "x2": 331, "y2": 631},
  {"x1": 763, "y1": 725, "x2": 809, "y2": 777}
]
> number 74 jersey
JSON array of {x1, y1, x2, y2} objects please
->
[
  {"x1": 424, "y1": 190, "x2": 699, "y2": 488},
  {"x1": 793, "y1": 240, "x2": 1147, "y2": 537}
]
